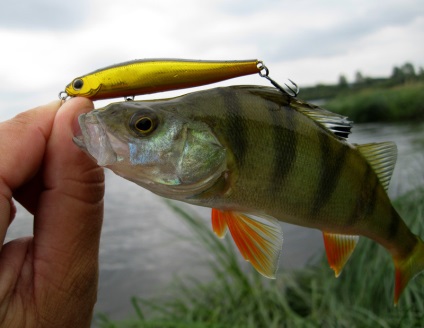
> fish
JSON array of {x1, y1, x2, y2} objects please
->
[
  {"x1": 73, "y1": 85, "x2": 424, "y2": 304},
  {"x1": 63, "y1": 59, "x2": 261, "y2": 100}
]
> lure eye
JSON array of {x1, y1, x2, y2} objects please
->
[
  {"x1": 72, "y1": 79, "x2": 84, "y2": 90},
  {"x1": 130, "y1": 111, "x2": 158, "y2": 136}
]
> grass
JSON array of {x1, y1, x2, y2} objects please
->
[
  {"x1": 94, "y1": 188, "x2": 424, "y2": 328},
  {"x1": 324, "y1": 83, "x2": 424, "y2": 123}
]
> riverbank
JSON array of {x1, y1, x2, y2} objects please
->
[
  {"x1": 324, "y1": 82, "x2": 424, "y2": 123},
  {"x1": 95, "y1": 187, "x2": 424, "y2": 328}
]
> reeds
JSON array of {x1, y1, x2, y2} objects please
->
[{"x1": 325, "y1": 83, "x2": 424, "y2": 122}]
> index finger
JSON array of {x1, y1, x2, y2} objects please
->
[
  {"x1": 0, "y1": 101, "x2": 60, "y2": 246},
  {"x1": 0, "y1": 101, "x2": 61, "y2": 191}
]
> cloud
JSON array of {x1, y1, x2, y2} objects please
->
[
  {"x1": 218, "y1": 0, "x2": 281, "y2": 16},
  {"x1": 0, "y1": 0, "x2": 423, "y2": 120},
  {"x1": 0, "y1": 0, "x2": 89, "y2": 30},
  {"x1": 238, "y1": 0, "x2": 424, "y2": 62}
]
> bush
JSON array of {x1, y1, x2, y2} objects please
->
[{"x1": 324, "y1": 83, "x2": 424, "y2": 122}]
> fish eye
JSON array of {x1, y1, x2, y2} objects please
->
[
  {"x1": 73, "y1": 79, "x2": 84, "y2": 90},
  {"x1": 136, "y1": 117, "x2": 153, "y2": 132},
  {"x1": 130, "y1": 111, "x2": 158, "y2": 136}
]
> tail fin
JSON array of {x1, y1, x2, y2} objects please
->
[{"x1": 394, "y1": 237, "x2": 424, "y2": 305}]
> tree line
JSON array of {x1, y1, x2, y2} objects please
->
[{"x1": 300, "y1": 62, "x2": 424, "y2": 100}]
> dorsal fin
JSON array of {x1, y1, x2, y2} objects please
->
[
  {"x1": 292, "y1": 100, "x2": 353, "y2": 139},
  {"x1": 355, "y1": 142, "x2": 397, "y2": 191}
]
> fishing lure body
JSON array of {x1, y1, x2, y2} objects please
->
[{"x1": 63, "y1": 59, "x2": 261, "y2": 100}]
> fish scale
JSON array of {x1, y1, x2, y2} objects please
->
[{"x1": 74, "y1": 85, "x2": 424, "y2": 304}]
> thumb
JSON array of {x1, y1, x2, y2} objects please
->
[{"x1": 33, "y1": 97, "x2": 104, "y2": 315}]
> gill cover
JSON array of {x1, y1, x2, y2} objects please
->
[{"x1": 127, "y1": 105, "x2": 227, "y2": 187}]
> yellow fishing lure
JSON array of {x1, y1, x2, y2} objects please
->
[{"x1": 62, "y1": 59, "x2": 262, "y2": 100}]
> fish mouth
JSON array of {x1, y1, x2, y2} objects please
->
[{"x1": 73, "y1": 112, "x2": 118, "y2": 166}]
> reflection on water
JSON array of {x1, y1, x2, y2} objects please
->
[{"x1": 4, "y1": 122, "x2": 424, "y2": 320}]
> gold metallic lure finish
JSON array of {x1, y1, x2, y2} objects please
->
[{"x1": 65, "y1": 59, "x2": 261, "y2": 100}]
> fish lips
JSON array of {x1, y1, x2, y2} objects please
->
[{"x1": 73, "y1": 112, "x2": 117, "y2": 166}]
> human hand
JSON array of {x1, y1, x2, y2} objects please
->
[{"x1": 0, "y1": 98, "x2": 104, "y2": 327}]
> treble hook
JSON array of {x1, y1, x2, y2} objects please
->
[
  {"x1": 283, "y1": 79, "x2": 300, "y2": 97},
  {"x1": 257, "y1": 61, "x2": 300, "y2": 97}
]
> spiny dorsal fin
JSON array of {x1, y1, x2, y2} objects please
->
[
  {"x1": 211, "y1": 209, "x2": 283, "y2": 279},
  {"x1": 323, "y1": 232, "x2": 359, "y2": 277},
  {"x1": 292, "y1": 100, "x2": 353, "y2": 139},
  {"x1": 355, "y1": 142, "x2": 397, "y2": 191}
]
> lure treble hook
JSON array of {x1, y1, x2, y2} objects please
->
[{"x1": 257, "y1": 61, "x2": 299, "y2": 97}]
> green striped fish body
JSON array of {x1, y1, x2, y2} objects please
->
[
  {"x1": 167, "y1": 87, "x2": 396, "y2": 237},
  {"x1": 74, "y1": 85, "x2": 424, "y2": 304},
  {"x1": 196, "y1": 87, "x2": 362, "y2": 228}
]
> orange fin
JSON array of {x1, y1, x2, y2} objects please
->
[
  {"x1": 323, "y1": 232, "x2": 359, "y2": 277},
  {"x1": 212, "y1": 209, "x2": 283, "y2": 279},
  {"x1": 211, "y1": 208, "x2": 228, "y2": 238},
  {"x1": 394, "y1": 237, "x2": 424, "y2": 305}
]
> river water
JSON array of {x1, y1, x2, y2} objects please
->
[{"x1": 4, "y1": 121, "x2": 424, "y2": 321}]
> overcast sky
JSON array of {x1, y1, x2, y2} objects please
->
[{"x1": 1, "y1": 0, "x2": 423, "y2": 119}]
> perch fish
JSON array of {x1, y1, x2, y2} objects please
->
[{"x1": 74, "y1": 85, "x2": 424, "y2": 304}]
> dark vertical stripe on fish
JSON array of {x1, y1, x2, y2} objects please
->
[
  {"x1": 347, "y1": 165, "x2": 376, "y2": 227},
  {"x1": 364, "y1": 168, "x2": 380, "y2": 218},
  {"x1": 268, "y1": 105, "x2": 297, "y2": 194},
  {"x1": 312, "y1": 132, "x2": 348, "y2": 215},
  {"x1": 219, "y1": 88, "x2": 248, "y2": 167}
]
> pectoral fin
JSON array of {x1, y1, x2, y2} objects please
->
[
  {"x1": 211, "y1": 209, "x2": 283, "y2": 278},
  {"x1": 323, "y1": 232, "x2": 359, "y2": 277}
]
